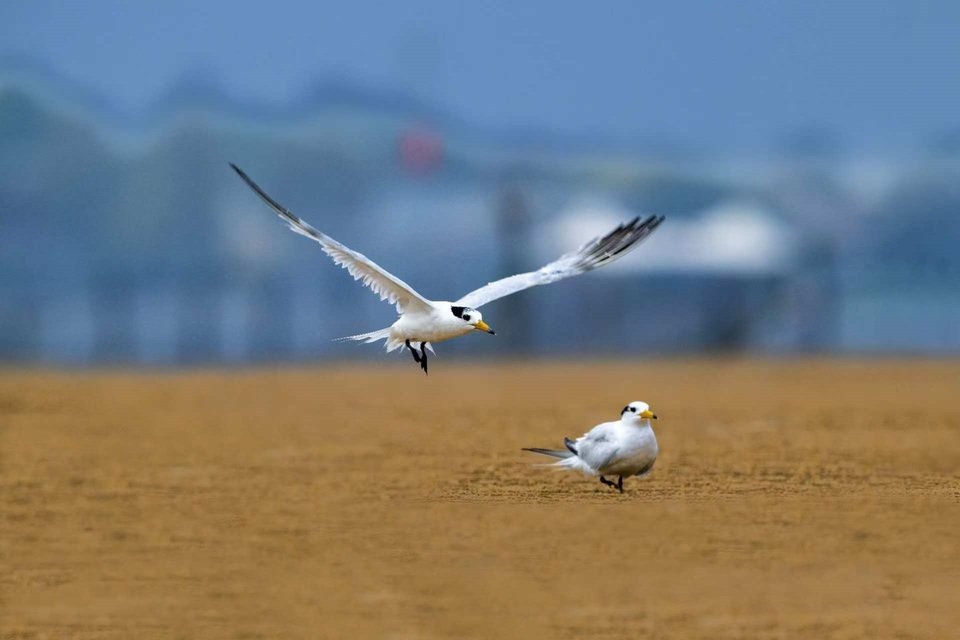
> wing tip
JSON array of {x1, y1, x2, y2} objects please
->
[
  {"x1": 228, "y1": 162, "x2": 246, "y2": 179},
  {"x1": 578, "y1": 213, "x2": 665, "y2": 268}
]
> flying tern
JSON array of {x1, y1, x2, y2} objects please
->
[{"x1": 230, "y1": 164, "x2": 664, "y2": 373}]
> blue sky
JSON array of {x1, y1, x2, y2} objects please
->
[{"x1": 2, "y1": 0, "x2": 958, "y2": 150}]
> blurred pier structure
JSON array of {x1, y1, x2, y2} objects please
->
[{"x1": 494, "y1": 178, "x2": 533, "y2": 355}]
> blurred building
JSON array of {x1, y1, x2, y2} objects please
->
[{"x1": 1, "y1": 69, "x2": 958, "y2": 365}]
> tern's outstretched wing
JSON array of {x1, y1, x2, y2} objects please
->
[
  {"x1": 230, "y1": 164, "x2": 432, "y2": 314},
  {"x1": 454, "y1": 215, "x2": 664, "y2": 309}
]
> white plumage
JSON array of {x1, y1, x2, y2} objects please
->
[
  {"x1": 524, "y1": 401, "x2": 660, "y2": 493},
  {"x1": 230, "y1": 164, "x2": 664, "y2": 372}
]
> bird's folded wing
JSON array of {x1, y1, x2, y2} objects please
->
[
  {"x1": 454, "y1": 215, "x2": 664, "y2": 309},
  {"x1": 575, "y1": 426, "x2": 621, "y2": 471},
  {"x1": 231, "y1": 164, "x2": 432, "y2": 314}
]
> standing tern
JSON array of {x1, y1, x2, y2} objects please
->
[
  {"x1": 230, "y1": 164, "x2": 664, "y2": 373},
  {"x1": 524, "y1": 401, "x2": 659, "y2": 493}
]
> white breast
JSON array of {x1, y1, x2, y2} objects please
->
[
  {"x1": 392, "y1": 306, "x2": 473, "y2": 344},
  {"x1": 599, "y1": 425, "x2": 659, "y2": 477}
]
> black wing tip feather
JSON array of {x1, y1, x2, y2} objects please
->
[
  {"x1": 229, "y1": 162, "x2": 302, "y2": 226},
  {"x1": 229, "y1": 162, "x2": 258, "y2": 190},
  {"x1": 576, "y1": 214, "x2": 665, "y2": 270}
]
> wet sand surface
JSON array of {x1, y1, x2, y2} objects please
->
[{"x1": 2, "y1": 360, "x2": 959, "y2": 638}]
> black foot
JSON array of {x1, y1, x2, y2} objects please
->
[
  {"x1": 406, "y1": 339, "x2": 428, "y2": 375},
  {"x1": 406, "y1": 339, "x2": 422, "y2": 365},
  {"x1": 599, "y1": 476, "x2": 625, "y2": 493}
]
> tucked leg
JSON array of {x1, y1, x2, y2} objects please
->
[
  {"x1": 617, "y1": 476, "x2": 624, "y2": 493},
  {"x1": 406, "y1": 339, "x2": 422, "y2": 367},
  {"x1": 419, "y1": 342, "x2": 429, "y2": 375}
]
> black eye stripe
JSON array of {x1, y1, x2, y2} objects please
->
[{"x1": 451, "y1": 306, "x2": 466, "y2": 319}]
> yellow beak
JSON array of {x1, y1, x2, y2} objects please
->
[
  {"x1": 475, "y1": 320, "x2": 495, "y2": 334},
  {"x1": 640, "y1": 409, "x2": 658, "y2": 420}
]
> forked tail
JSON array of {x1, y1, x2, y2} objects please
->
[
  {"x1": 523, "y1": 444, "x2": 595, "y2": 474},
  {"x1": 521, "y1": 447, "x2": 575, "y2": 460},
  {"x1": 335, "y1": 327, "x2": 435, "y2": 354},
  {"x1": 334, "y1": 327, "x2": 391, "y2": 345}
]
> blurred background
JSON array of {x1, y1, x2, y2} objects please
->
[{"x1": 1, "y1": 0, "x2": 957, "y2": 365}]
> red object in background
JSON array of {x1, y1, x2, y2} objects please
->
[{"x1": 398, "y1": 126, "x2": 443, "y2": 175}]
